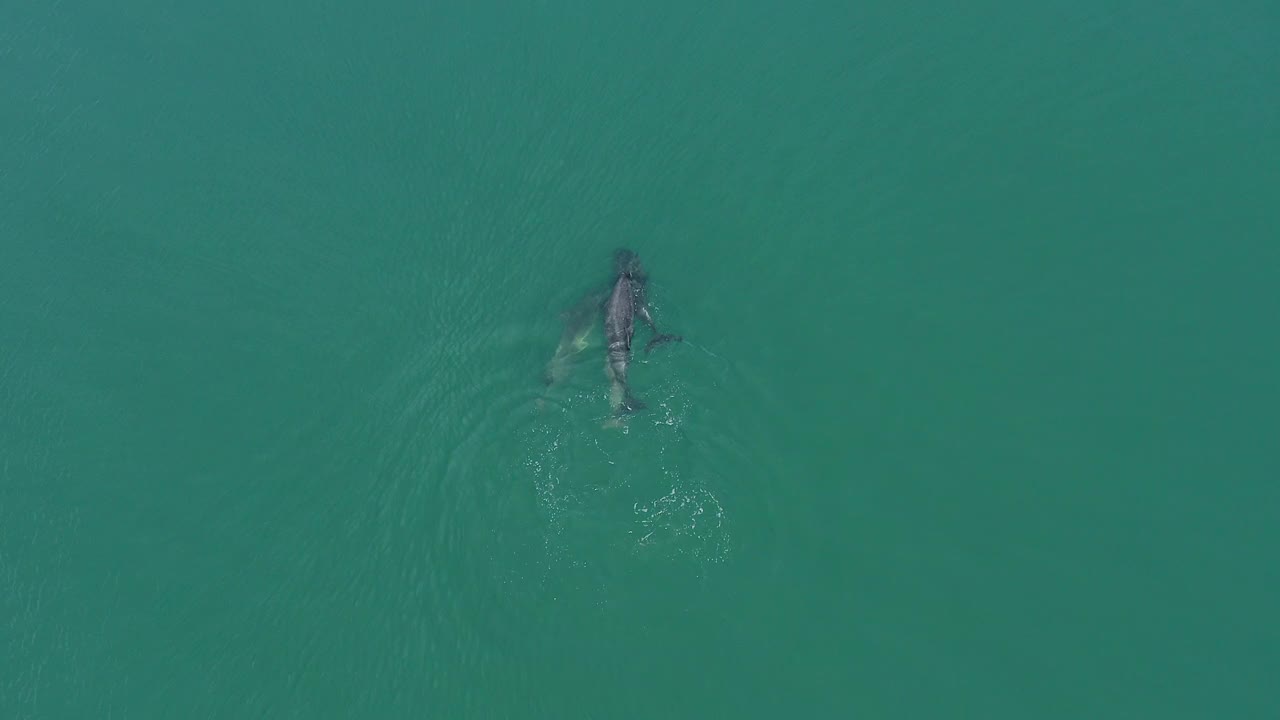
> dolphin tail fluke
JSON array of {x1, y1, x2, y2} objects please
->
[
  {"x1": 644, "y1": 334, "x2": 683, "y2": 354},
  {"x1": 621, "y1": 388, "x2": 646, "y2": 414}
]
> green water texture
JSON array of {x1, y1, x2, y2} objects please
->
[{"x1": 3, "y1": 0, "x2": 1277, "y2": 717}]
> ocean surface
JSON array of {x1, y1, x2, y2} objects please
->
[{"x1": 3, "y1": 1, "x2": 1276, "y2": 717}]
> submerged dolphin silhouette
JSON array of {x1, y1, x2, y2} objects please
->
[{"x1": 542, "y1": 288, "x2": 607, "y2": 389}]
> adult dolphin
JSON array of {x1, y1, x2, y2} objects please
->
[{"x1": 603, "y1": 248, "x2": 681, "y2": 416}]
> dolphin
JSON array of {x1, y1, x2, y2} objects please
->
[
  {"x1": 542, "y1": 288, "x2": 607, "y2": 389},
  {"x1": 603, "y1": 248, "x2": 681, "y2": 417}
]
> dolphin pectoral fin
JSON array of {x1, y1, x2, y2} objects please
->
[{"x1": 644, "y1": 334, "x2": 682, "y2": 354}]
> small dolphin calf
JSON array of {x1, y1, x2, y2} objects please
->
[
  {"x1": 603, "y1": 248, "x2": 681, "y2": 417},
  {"x1": 543, "y1": 288, "x2": 607, "y2": 388}
]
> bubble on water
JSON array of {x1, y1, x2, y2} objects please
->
[{"x1": 630, "y1": 478, "x2": 730, "y2": 565}]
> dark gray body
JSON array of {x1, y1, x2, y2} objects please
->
[
  {"x1": 604, "y1": 271, "x2": 642, "y2": 403},
  {"x1": 602, "y1": 250, "x2": 680, "y2": 415}
]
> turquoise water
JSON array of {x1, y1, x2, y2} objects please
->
[{"x1": 3, "y1": 1, "x2": 1277, "y2": 717}]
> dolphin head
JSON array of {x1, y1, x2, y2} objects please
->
[{"x1": 613, "y1": 248, "x2": 644, "y2": 278}]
